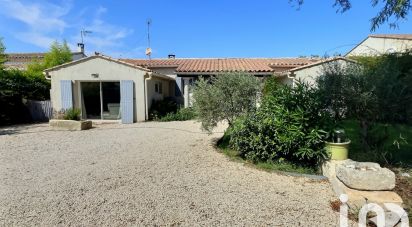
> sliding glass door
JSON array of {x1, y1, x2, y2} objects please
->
[
  {"x1": 102, "y1": 82, "x2": 121, "y2": 120},
  {"x1": 81, "y1": 82, "x2": 121, "y2": 120}
]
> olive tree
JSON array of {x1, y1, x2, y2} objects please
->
[
  {"x1": 27, "y1": 40, "x2": 72, "y2": 77},
  {"x1": 291, "y1": 0, "x2": 411, "y2": 31},
  {"x1": 192, "y1": 73, "x2": 261, "y2": 131}
]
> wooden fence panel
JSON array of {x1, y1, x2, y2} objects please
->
[{"x1": 25, "y1": 100, "x2": 53, "y2": 122}]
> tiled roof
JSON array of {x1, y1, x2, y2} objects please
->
[
  {"x1": 44, "y1": 54, "x2": 151, "y2": 73},
  {"x1": 5, "y1": 52, "x2": 86, "y2": 70},
  {"x1": 122, "y1": 58, "x2": 318, "y2": 73},
  {"x1": 369, "y1": 34, "x2": 412, "y2": 40},
  {"x1": 6, "y1": 53, "x2": 46, "y2": 63}
]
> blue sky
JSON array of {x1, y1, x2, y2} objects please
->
[{"x1": 0, "y1": 0, "x2": 411, "y2": 58}]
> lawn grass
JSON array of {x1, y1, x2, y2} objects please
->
[
  {"x1": 342, "y1": 120, "x2": 412, "y2": 215},
  {"x1": 216, "y1": 132, "x2": 318, "y2": 175},
  {"x1": 341, "y1": 120, "x2": 412, "y2": 167}
]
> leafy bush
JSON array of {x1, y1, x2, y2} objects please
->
[
  {"x1": 343, "y1": 120, "x2": 411, "y2": 166},
  {"x1": 0, "y1": 69, "x2": 50, "y2": 125},
  {"x1": 192, "y1": 73, "x2": 261, "y2": 131},
  {"x1": 160, "y1": 108, "x2": 196, "y2": 121},
  {"x1": 318, "y1": 53, "x2": 412, "y2": 160},
  {"x1": 149, "y1": 98, "x2": 179, "y2": 120},
  {"x1": 0, "y1": 39, "x2": 71, "y2": 125},
  {"x1": 53, "y1": 108, "x2": 81, "y2": 121},
  {"x1": 63, "y1": 108, "x2": 81, "y2": 120},
  {"x1": 230, "y1": 80, "x2": 331, "y2": 167},
  {"x1": 26, "y1": 41, "x2": 72, "y2": 77}
]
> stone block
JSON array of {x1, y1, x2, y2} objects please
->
[{"x1": 49, "y1": 120, "x2": 92, "y2": 131}]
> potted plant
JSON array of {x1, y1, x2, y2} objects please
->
[{"x1": 325, "y1": 129, "x2": 351, "y2": 160}]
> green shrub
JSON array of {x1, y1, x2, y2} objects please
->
[
  {"x1": 318, "y1": 52, "x2": 412, "y2": 158},
  {"x1": 343, "y1": 120, "x2": 411, "y2": 166},
  {"x1": 160, "y1": 108, "x2": 197, "y2": 121},
  {"x1": 63, "y1": 108, "x2": 81, "y2": 120},
  {"x1": 0, "y1": 69, "x2": 50, "y2": 125},
  {"x1": 149, "y1": 98, "x2": 179, "y2": 120},
  {"x1": 192, "y1": 73, "x2": 261, "y2": 131},
  {"x1": 230, "y1": 80, "x2": 331, "y2": 167}
]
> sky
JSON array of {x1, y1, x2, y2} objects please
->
[{"x1": 0, "y1": 0, "x2": 411, "y2": 59}]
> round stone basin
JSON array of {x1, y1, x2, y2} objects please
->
[{"x1": 336, "y1": 160, "x2": 395, "y2": 191}]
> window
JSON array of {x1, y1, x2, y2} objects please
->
[{"x1": 155, "y1": 82, "x2": 163, "y2": 94}]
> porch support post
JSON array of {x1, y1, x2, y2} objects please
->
[{"x1": 183, "y1": 78, "x2": 191, "y2": 108}]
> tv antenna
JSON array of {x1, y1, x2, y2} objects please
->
[
  {"x1": 80, "y1": 29, "x2": 92, "y2": 44},
  {"x1": 145, "y1": 18, "x2": 152, "y2": 59}
]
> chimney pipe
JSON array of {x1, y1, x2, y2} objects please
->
[
  {"x1": 168, "y1": 54, "x2": 175, "y2": 59},
  {"x1": 77, "y1": 43, "x2": 85, "y2": 53}
]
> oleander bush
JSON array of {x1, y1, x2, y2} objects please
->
[{"x1": 230, "y1": 79, "x2": 332, "y2": 167}]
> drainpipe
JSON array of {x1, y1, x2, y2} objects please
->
[
  {"x1": 43, "y1": 71, "x2": 51, "y2": 80},
  {"x1": 144, "y1": 72, "x2": 153, "y2": 120}
]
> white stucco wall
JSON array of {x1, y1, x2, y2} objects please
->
[
  {"x1": 285, "y1": 59, "x2": 354, "y2": 86},
  {"x1": 146, "y1": 77, "x2": 173, "y2": 111},
  {"x1": 150, "y1": 67, "x2": 177, "y2": 79},
  {"x1": 48, "y1": 57, "x2": 148, "y2": 122},
  {"x1": 347, "y1": 37, "x2": 412, "y2": 56}
]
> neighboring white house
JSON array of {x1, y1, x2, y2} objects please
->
[
  {"x1": 277, "y1": 57, "x2": 358, "y2": 87},
  {"x1": 346, "y1": 34, "x2": 412, "y2": 56},
  {"x1": 44, "y1": 54, "x2": 174, "y2": 123}
]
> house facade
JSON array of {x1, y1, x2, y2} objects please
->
[
  {"x1": 346, "y1": 34, "x2": 412, "y2": 56},
  {"x1": 44, "y1": 55, "x2": 174, "y2": 123},
  {"x1": 122, "y1": 57, "x2": 320, "y2": 107}
]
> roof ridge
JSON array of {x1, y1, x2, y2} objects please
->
[{"x1": 122, "y1": 57, "x2": 314, "y2": 60}]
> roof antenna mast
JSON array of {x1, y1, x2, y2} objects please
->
[
  {"x1": 80, "y1": 29, "x2": 92, "y2": 44},
  {"x1": 78, "y1": 29, "x2": 92, "y2": 54},
  {"x1": 145, "y1": 18, "x2": 152, "y2": 60}
]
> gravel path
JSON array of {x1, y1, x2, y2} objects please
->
[{"x1": 0, "y1": 121, "x2": 339, "y2": 226}]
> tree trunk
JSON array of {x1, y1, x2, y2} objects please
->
[{"x1": 359, "y1": 119, "x2": 370, "y2": 152}]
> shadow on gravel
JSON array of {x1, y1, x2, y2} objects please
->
[
  {"x1": 0, "y1": 124, "x2": 51, "y2": 136},
  {"x1": 93, "y1": 125, "x2": 225, "y2": 135},
  {"x1": 0, "y1": 124, "x2": 225, "y2": 136}
]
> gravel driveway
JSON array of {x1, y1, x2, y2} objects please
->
[{"x1": 0, "y1": 121, "x2": 339, "y2": 226}]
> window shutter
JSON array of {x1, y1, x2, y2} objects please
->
[
  {"x1": 60, "y1": 80, "x2": 73, "y2": 110},
  {"x1": 120, "y1": 80, "x2": 134, "y2": 124}
]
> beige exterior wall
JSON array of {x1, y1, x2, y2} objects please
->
[
  {"x1": 284, "y1": 59, "x2": 353, "y2": 87},
  {"x1": 150, "y1": 67, "x2": 178, "y2": 79},
  {"x1": 145, "y1": 77, "x2": 174, "y2": 112},
  {"x1": 49, "y1": 57, "x2": 151, "y2": 122},
  {"x1": 347, "y1": 37, "x2": 412, "y2": 56}
]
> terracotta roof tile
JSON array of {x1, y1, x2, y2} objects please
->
[
  {"x1": 121, "y1": 58, "x2": 318, "y2": 73},
  {"x1": 6, "y1": 53, "x2": 46, "y2": 63}
]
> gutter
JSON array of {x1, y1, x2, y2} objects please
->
[
  {"x1": 144, "y1": 72, "x2": 153, "y2": 120},
  {"x1": 43, "y1": 71, "x2": 51, "y2": 80}
]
